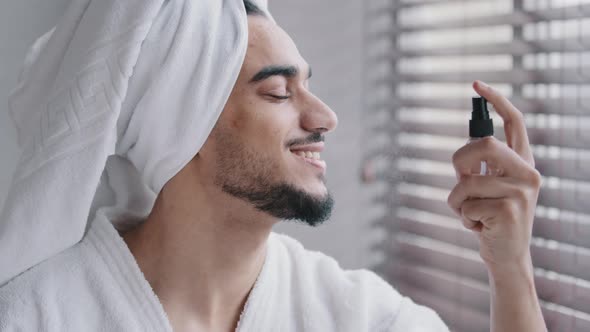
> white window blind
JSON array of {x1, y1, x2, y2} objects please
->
[{"x1": 363, "y1": 1, "x2": 590, "y2": 331}]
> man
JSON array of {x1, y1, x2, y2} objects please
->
[{"x1": 1, "y1": 0, "x2": 546, "y2": 331}]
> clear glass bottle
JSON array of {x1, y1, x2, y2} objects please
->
[{"x1": 469, "y1": 97, "x2": 503, "y2": 176}]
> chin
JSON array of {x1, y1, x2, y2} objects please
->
[
  {"x1": 309, "y1": 185, "x2": 329, "y2": 199},
  {"x1": 296, "y1": 177, "x2": 328, "y2": 198}
]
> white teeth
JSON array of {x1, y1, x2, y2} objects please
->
[{"x1": 292, "y1": 150, "x2": 321, "y2": 160}]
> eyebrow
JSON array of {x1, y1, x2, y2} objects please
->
[{"x1": 249, "y1": 65, "x2": 312, "y2": 83}]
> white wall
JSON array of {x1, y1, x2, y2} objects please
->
[{"x1": 0, "y1": 0, "x2": 373, "y2": 270}]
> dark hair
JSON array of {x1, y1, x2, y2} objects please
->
[{"x1": 244, "y1": 0, "x2": 266, "y2": 16}]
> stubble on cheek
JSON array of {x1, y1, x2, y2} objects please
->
[{"x1": 211, "y1": 123, "x2": 282, "y2": 192}]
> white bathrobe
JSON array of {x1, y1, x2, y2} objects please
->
[{"x1": 0, "y1": 214, "x2": 448, "y2": 331}]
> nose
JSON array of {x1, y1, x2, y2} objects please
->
[{"x1": 300, "y1": 92, "x2": 338, "y2": 134}]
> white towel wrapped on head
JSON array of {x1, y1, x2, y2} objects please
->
[{"x1": 0, "y1": 0, "x2": 248, "y2": 285}]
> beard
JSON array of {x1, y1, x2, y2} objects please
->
[
  {"x1": 211, "y1": 128, "x2": 334, "y2": 227},
  {"x1": 221, "y1": 181, "x2": 334, "y2": 227}
]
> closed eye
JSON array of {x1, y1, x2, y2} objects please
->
[{"x1": 267, "y1": 94, "x2": 290, "y2": 100}]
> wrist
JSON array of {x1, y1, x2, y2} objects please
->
[
  {"x1": 487, "y1": 255, "x2": 535, "y2": 291},
  {"x1": 486, "y1": 255, "x2": 546, "y2": 332}
]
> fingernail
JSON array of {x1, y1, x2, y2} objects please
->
[{"x1": 478, "y1": 81, "x2": 490, "y2": 89}]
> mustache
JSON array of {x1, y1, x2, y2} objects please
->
[{"x1": 287, "y1": 132, "x2": 325, "y2": 148}]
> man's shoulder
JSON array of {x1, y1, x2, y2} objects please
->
[
  {"x1": 0, "y1": 223, "x2": 143, "y2": 332},
  {"x1": 0, "y1": 217, "x2": 172, "y2": 332},
  {"x1": 1, "y1": 240, "x2": 89, "y2": 293},
  {"x1": 0, "y1": 241, "x2": 95, "y2": 330}
]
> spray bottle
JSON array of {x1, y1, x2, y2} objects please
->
[{"x1": 469, "y1": 97, "x2": 503, "y2": 176}]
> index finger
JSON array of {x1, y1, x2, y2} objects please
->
[{"x1": 472, "y1": 80, "x2": 535, "y2": 167}]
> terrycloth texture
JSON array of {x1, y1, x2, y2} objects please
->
[
  {"x1": 0, "y1": 0, "x2": 251, "y2": 285},
  {"x1": 0, "y1": 216, "x2": 449, "y2": 332}
]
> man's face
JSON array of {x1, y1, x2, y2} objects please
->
[{"x1": 202, "y1": 15, "x2": 338, "y2": 226}]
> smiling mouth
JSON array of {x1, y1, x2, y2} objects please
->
[{"x1": 290, "y1": 150, "x2": 327, "y2": 173}]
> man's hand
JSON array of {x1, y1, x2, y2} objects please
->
[
  {"x1": 447, "y1": 80, "x2": 547, "y2": 332},
  {"x1": 448, "y1": 80, "x2": 540, "y2": 273}
]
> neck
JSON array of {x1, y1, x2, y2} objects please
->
[{"x1": 122, "y1": 163, "x2": 276, "y2": 332}]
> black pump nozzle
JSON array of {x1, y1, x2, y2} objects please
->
[{"x1": 470, "y1": 97, "x2": 494, "y2": 137}]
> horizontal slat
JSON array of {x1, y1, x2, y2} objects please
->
[
  {"x1": 392, "y1": 210, "x2": 479, "y2": 248},
  {"x1": 394, "y1": 281, "x2": 490, "y2": 332},
  {"x1": 399, "y1": 120, "x2": 590, "y2": 151},
  {"x1": 399, "y1": 121, "x2": 493, "y2": 139},
  {"x1": 399, "y1": 145, "x2": 454, "y2": 163},
  {"x1": 396, "y1": 5, "x2": 590, "y2": 32},
  {"x1": 532, "y1": 155, "x2": 590, "y2": 184},
  {"x1": 391, "y1": 232, "x2": 488, "y2": 281},
  {"x1": 396, "y1": 97, "x2": 590, "y2": 116},
  {"x1": 396, "y1": 68, "x2": 590, "y2": 85},
  {"x1": 542, "y1": 302, "x2": 590, "y2": 332},
  {"x1": 533, "y1": 212, "x2": 590, "y2": 251},
  {"x1": 535, "y1": 269, "x2": 590, "y2": 317},
  {"x1": 398, "y1": 190, "x2": 455, "y2": 217},
  {"x1": 531, "y1": 238, "x2": 590, "y2": 289},
  {"x1": 390, "y1": 260, "x2": 489, "y2": 312},
  {"x1": 394, "y1": 0, "x2": 451, "y2": 9},
  {"x1": 398, "y1": 170, "x2": 590, "y2": 214},
  {"x1": 399, "y1": 144, "x2": 590, "y2": 183},
  {"x1": 395, "y1": 38, "x2": 590, "y2": 57}
]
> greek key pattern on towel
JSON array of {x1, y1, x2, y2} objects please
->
[{"x1": 11, "y1": 22, "x2": 151, "y2": 182}]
